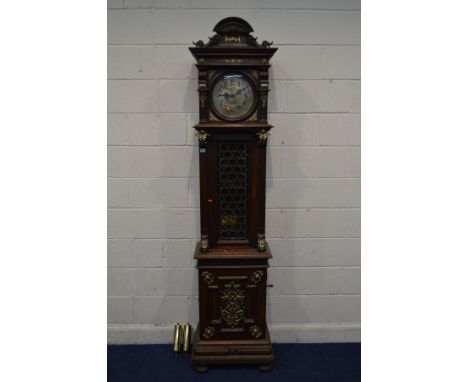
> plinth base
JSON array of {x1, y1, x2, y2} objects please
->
[{"x1": 191, "y1": 325, "x2": 274, "y2": 371}]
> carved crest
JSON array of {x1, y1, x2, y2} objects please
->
[{"x1": 190, "y1": 17, "x2": 274, "y2": 50}]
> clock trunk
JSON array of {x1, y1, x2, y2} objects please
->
[{"x1": 200, "y1": 132, "x2": 266, "y2": 248}]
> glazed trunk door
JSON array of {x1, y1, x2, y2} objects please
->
[{"x1": 203, "y1": 132, "x2": 262, "y2": 248}]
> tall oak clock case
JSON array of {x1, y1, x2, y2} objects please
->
[{"x1": 189, "y1": 17, "x2": 277, "y2": 372}]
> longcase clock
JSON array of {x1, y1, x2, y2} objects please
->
[{"x1": 189, "y1": 17, "x2": 277, "y2": 372}]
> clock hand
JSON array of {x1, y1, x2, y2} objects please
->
[
  {"x1": 221, "y1": 87, "x2": 247, "y2": 99},
  {"x1": 222, "y1": 91, "x2": 236, "y2": 98},
  {"x1": 226, "y1": 87, "x2": 248, "y2": 97},
  {"x1": 233, "y1": 86, "x2": 248, "y2": 96}
]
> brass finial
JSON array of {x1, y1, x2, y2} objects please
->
[
  {"x1": 257, "y1": 234, "x2": 266, "y2": 252},
  {"x1": 200, "y1": 234, "x2": 209, "y2": 252}
]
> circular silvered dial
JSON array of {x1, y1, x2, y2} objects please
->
[{"x1": 211, "y1": 73, "x2": 255, "y2": 120}]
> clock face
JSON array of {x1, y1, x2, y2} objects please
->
[{"x1": 211, "y1": 73, "x2": 255, "y2": 120}]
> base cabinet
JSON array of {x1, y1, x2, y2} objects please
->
[
  {"x1": 198, "y1": 266, "x2": 267, "y2": 341},
  {"x1": 191, "y1": 245, "x2": 274, "y2": 371}
]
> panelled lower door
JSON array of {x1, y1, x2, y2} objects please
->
[{"x1": 198, "y1": 266, "x2": 267, "y2": 341}]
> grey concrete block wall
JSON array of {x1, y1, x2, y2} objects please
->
[{"x1": 108, "y1": 1, "x2": 360, "y2": 343}]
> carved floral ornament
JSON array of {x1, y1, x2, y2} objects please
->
[
  {"x1": 201, "y1": 271, "x2": 215, "y2": 285},
  {"x1": 224, "y1": 58, "x2": 243, "y2": 64},
  {"x1": 198, "y1": 130, "x2": 210, "y2": 145},
  {"x1": 256, "y1": 129, "x2": 269, "y2": 144},
  {"x1": 220, "y1": 281, "x2": 246, "y2": 328},
  {"x1": 202, "y1": 326, "x2": 215, "y2": 340},
  {"x1": 221, "y1": 213, "x2": 237, "y2": 228},
  {"x1": 250, "y1": 270, "x2": 264, "y2": 284},
  {"x1": 249, "y1": 325, "x2": 262, "y2": 338},
  {"x1": 224, "y1": 35, "x2": 241, "y2": 43}
]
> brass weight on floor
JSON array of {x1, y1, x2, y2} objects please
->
[{"x1": 173, "y1": 323, "x2": 191, "y2": 353}]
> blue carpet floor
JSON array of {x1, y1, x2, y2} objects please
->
[{"x1": 108, "y1": 343, "x2": 360, "y2": 382}]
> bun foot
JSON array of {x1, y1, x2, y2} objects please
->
[
  {"x1": 193, "y1": 365, "x2": 208, "y2": 373},
  {"x1": 258, "y1": 363, "x2": 273, "y2": 372}
]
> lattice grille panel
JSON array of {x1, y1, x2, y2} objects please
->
[{"x1": 217, "y1": 142, "x2": 248, "y2": 240}]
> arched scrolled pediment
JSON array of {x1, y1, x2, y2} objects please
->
[
  {"x1": 191, "y1": 17, "x2": 273, "y2": 50},
  {"x1": 213, "y1": 17, "x2": 254, "y2": 35}
]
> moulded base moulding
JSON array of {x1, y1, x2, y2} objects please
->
[{"x1": 191, "y1": 325, "x2": 274, "y2": 372}]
